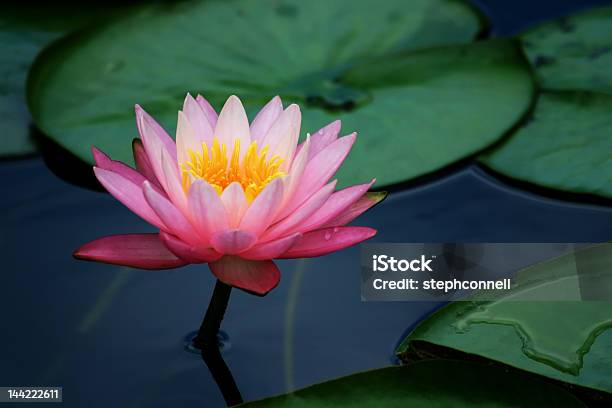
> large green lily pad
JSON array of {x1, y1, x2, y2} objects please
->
[
  {"x1": 332, "y1": 39, "x2": 533, "y2": 186},
  {"x1": 28, "y1": 0, "x2": 535, "y2": 187},
  {"x1": 0, "y1": 4, "x2": 139, "y2": 157},
  {"x1": 0, "y1": 6, "x2": 79, "y2": 156},
  {"x1": 481, "y1": 92, "x2": 612, "y2": 199},
  {"x1": 483, "y1": 6, "x2": 612, "y2": 199},
  {"x1": 521, "y1": 6, "x2": 612, "y2": 94},
  {"x1": 241, "y1": 359, "x2": 584, "y2": 407},
  {"x1": 397, "y1": 244, "x2": 612, "y2": 395}
]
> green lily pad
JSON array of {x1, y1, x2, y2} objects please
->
[
  {"x1": 481, "y1": 8, "x2": 612, "y2": 199},
  {"x1": 481, "y1": 92, "x2": 612, "y2": 199},
  {"x1": 241, "y1": 359, "x2": 584, "y2": 407},
  {"x1": 331, "y1": 39, "x2": 533, "y2": 186},
  {"x1": 396, "y1": 244, "x2": 612, "y2": 396},
  {"x1": 0, "y1": 4, "x2": 139, "y2": 157},
  {"x1": 0, "y1": 6, "x2": 75, "y2": 156},
  {"x1": 27, "y1": 0, "x2": 535, "y2": 187},
  {"x1": 521, "y1": 7, "x2": 612, "y2": 94}
]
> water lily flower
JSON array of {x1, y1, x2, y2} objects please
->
[{"x1": 75, "y1": 95, "x2": 384, "y2": 295}]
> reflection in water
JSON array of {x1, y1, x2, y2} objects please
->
[
  {"x1": 194, "y1": 280, "x2": 243, "y2": 406},
  {"x1": 200, "y1": 347, "x2": 243, "y2": 407}
]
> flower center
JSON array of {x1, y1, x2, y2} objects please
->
[{"x1": 181, "y1": 138, "x2": 285, "y2": 202}]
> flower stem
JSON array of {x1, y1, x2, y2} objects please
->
[
  {"x1": 195, "y1": 279, "x2": 243, "y2": 406},
  {"x1": 195, "y1": 279, "x2": 232, "y2": 348}
]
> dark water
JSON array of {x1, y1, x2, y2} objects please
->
[
  {"x1": 2, "y1": 0, "x2": 612, "y2": 406},
  {"x1": 472, "y1": 0, "x2": 612, "y2": 34},
  {"x1": 1, "y1": 157, "x2": 611, "y2": 407}
]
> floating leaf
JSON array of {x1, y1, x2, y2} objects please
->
[
  {"x1": 26, "y1": 0, "x2": 535, "y2": 188},
  {"x1": 481, "y1": 7, "x2": 612, "y2": 199},
  {"x1": 0, "y1": 4, "x2": 137, "y2": 157},
  {"x1": 242, "y1": 360, "x2": 584, "y2": 407},
  {"x1": 481, "y1": 92, "x2": 612, "y2": 199},
  {"x1": 396, "y1": 244, "x2": 612, "y2": 396},
  {"x1": 0, "y1": 6, "x2": 77, "y2": 156},
  {"x1": 521, "y1": 7, "x2": 612, "y2": 94}
]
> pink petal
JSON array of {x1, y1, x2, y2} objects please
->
[
  {"x1": 74, "y1": 234, "x2": 186, "y2": 269},
  {"x1": 214, "y1": 95, "x2": 250, "y2": 158},
  {"x1": 299, "y1": 179, "x2": 375, "y2": 232},
  {"x1": 161, "y1": 148, "x2": 187, "y2": 212},
  {"x1": 135, "y1": 105, "x2": 177, "y2": 156},
  {"x1": 135, "y1": 105, "x2": 178, "y2": 193},
  {"x1": 94, "y1": 167, "x2": 165, "y2": 229},
  {"x1": 210, "y1": 230, "x2": 257, "y2": 255},
  {"x1": 159, "y1": 231, "x2": 222, "y2": 263},
  {"x1": 209, "y1": 256, "x2": 280, "y2": 295},
  {"x1": 133, "y1": 139, "x2": 163, "y2": 190},
  {"x1": 188, "y1": 180, "x2": 229, "y2": 237},
  {"x1": 221, "y1": 182, "x2": 247, "y2": 228},
  {"x1": 92, "y1": 146, "x2": 144, "y2": 187},
  {"x1": 263, "y1": 180, "x2": 336, "y2": 241},
  {"x1": 239, "y1": 178, "x2": 284, "y2": 237},
  {"x1": 322, "y1": 191, "x2": 388, "y2": 228},
  {"x1": 296, "y1": 120, "x2": 341, "y2": 161},
  {"x1": 250, "y1": 96, "x2": 283, "y2": 143},
  {"x1": 176, "y1": 110, "x2": 199, "y2": 165},
  {"x1": 283, "y1": 133, "x2": 356, "y2": 216},
  {"x1": 240, "y1": 233, "x2": 301, "y2": 260},
  {"x1": 278, "y1": 226, "x2": 377, "y2": 259},
  {"x1": 143, "y1": 181, "x2": 199, "y2": 245},
  {"x1": 260, "y1": 104, "x2": 301, "y2": 170},
  {"x1": 183, "y1": 93, "x2": 214, "y2": 146},
  {"x1": 196, "y1": 94, "x2": 218, "y2": 128},
  {"x1": 274, "y1": 135, "x2": 310, "y2": 220}
]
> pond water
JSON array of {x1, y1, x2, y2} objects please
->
[
  {"x1": 2, "y1": 0, "x2": 612, "y2": 406},
  {"x1": 473, "y1": 0, "x2": 612, "y2": 34},
  {"x1": 1, "y1": 156, "x2": 611, "y2": 407}
]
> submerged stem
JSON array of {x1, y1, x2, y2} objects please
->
[{"x1": 194, "y1": 279, "x2": 243, "y2": 406}]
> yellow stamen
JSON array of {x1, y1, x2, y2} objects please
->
[{"x1": 181, "y1": 138, "x2": 285, "y2": 202}]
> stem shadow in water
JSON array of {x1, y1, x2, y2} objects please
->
[{"x1": 193, "y1": 279, "x2": 243, "y2": 407}]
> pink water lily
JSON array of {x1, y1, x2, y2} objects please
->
[{"x1": 75, "y1": 94, "x2": 384, "y2": 295}]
